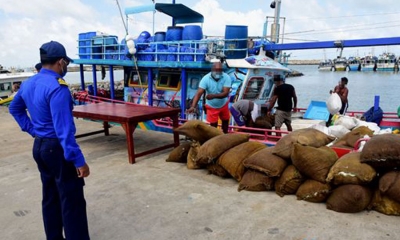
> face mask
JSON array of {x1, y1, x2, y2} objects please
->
[
  {"x1": 212, "y1": 71, "x2": 222, "y2": 80},
  {"x1": 60, "y1": 59, "x2": 69, "y2": 77}
]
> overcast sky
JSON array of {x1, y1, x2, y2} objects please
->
[{"x1": 1, "y1": 0, "x2": 399, "y2": 68}]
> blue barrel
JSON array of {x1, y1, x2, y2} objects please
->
[
  {"x1": 224, "y1": 25, "x2": 248, "y2": 59},
  {"x1": 152, "y1": 31, "x2": 166, "y2": 51},
  {"x1": 136, "y1": 31, "x2": 151, "y2": 50},
  {"x1": 182, "y1": 25, "x2": 203, "y2": 47},
  {"x1": 166, "y1": 26, "x2": 183, "y2": 41},
  {"x1": 154, "y1": 31, "x2": 166, "y2": 42}
]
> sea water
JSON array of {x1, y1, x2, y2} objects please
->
[{"x1": 64, "y1": 65, "x2": 400, "y2": 112}]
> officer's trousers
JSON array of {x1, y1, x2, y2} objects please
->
[{"x1": 33, "y1": 137, "x2": 90, "y2": 240}]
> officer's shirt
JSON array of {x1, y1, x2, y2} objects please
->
[{"x1": 9, "y1": 68, "x2": 85, "y2": 167}]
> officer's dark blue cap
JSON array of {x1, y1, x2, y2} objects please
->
[{"x1": 40, "y1": 41, "x2": 73, "y2": 63}]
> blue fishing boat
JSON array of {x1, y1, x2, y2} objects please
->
[{"x1": 72, "y1": 1, "x2": 400, "y2": 145}]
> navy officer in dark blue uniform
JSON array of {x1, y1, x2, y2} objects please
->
[{"x1": 9, "y1": 41, "x2": 90, "y2": 240}]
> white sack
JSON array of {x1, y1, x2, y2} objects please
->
[
  {"x1": 327, "y1": 93, "x2": 342, "y2": 115},
  {"x1": 334, "y1": 115, "x2": 358, "y2": 130},
  {"x1": 328, "y1": 125, "x2": 350, "y2": 138}
]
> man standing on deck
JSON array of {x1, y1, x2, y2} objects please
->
[
  {"x1": 9, "y1": 41, "x2": 90, "y2": 240},
  {"x1": 267, "y1": 75, "x2": 297, "y2": 136},
  {"x1": 326, "y1": 77, "x2": 349, "y2": 126},
  {"x1": 187, "y1": 61, "x2": 232, "y2": 133}
]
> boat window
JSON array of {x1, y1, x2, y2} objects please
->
[
  {"x1": 128, "y1": 71, "x2": 148, "y2": 87},
  {"x1": 0, "y1": 82, "x2": 11, "y2": 91},
  {"x1": 261, "y1": 78, "x2": 273, "y2": 100},
  {"x1": 156, "y1": 73, "x2": 181, "y2": 90},
  {"x1": 242, "y1": 77, "x2": 264, "y2": 100},
  {"x1": 189, "y1": 77, "x2": 200, "y2": 90}
]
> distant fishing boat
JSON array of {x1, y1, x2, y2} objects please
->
[
  {"x1": 346, "y1": 57, "x2": 360, "y2": 71},
  {"x1": 332, "y1": 57, "x2": 347, "y2": 71},
  {"x1": 360, "y1": 55, "x2": 377, "y2": 72},
  {"x1": 376, "y1": 52, "x2": 397, "y2": 71},
  {"x1": 317, "y1": 60, "x2": 333, "y2": 71}
]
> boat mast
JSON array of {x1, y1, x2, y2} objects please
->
[{"x1": 271, "y1": 0, "x2": 281, "y2": 44}]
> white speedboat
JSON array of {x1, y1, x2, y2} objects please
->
[{"x1": 0, "y1": 68, "x2": 34, "y2": 99}]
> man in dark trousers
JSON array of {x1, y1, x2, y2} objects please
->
[
  {"x1": 267, "y1": 75, "x2": 297, "y2": 136},
  {"x1": 9, "y1": 41, "x2": 90, "y2": 240}
]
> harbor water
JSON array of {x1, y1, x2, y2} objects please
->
[{"x1": 64, "y1": 65, "x2": 400, "y2": 113}]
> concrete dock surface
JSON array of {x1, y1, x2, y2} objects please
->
[{"x1": 0, "y1": 106, "x2": 398, "y2": 240}]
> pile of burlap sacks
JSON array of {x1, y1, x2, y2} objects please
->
[{"x1": 166, "y1": 120, "x2": 400, "y2": 216}]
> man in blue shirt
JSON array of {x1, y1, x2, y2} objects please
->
[
  {"x1": 9, "y1": 41, "x2": 90, "y2": 240},
  {"x1": 188, "y1": 61, "x2": 232, "y2": 133}
]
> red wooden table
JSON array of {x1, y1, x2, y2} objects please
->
[{"x1": 73, "y1": 102, "x2": 180, "y2": 164}]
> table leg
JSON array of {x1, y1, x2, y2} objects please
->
[
  {"x1": 122, "y1": 122, "x2": 138, "y2": 164},
  {"x1": 103, "y1": 121, "x2": 110, "y2": 136},
  {"x1": 171, "y1": 114, "x2": 180, "y2": 147}
]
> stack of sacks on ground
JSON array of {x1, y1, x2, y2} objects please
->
[{"x1": 167, "y1": 120, "x2": 400, "y2": 216}]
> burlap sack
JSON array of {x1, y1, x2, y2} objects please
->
[
  {"x1": 166, "y1": 141, "x2": 191, "y2": 163},
  {"x1": 333, "y1": 126, "x2": 374, "y2": 148},
  {"x1": 296, "y1": 180, "x2": 331, "y2": 203},
  {"x1": 196, "y1": 133, "x2": 250, "y2": 165},
  {"x1": 207, "y1": 163, "x2": 231, "y2": 178},
  {"x1": 238, "y1": 170, "x2": 275, "y2": 192},
  {"x1": 360, "y1": 134, "x2": 400, "y2": 168},
  {"x1": 273, "y1": 128, "x2": 335, "y2": 159},
  {"x1": 275, "y1": 165, "x2": 304, "y2": 197},
  {"x1": 243, "y1": 147, "x2": 287, "y2": 177},
  {"x1": 187, "y1": 141, "x2": 202, "y2": 169},
  {"x1": 217, "y1": 141, "x2": 266, "y2": 181},
  {"x1": 253, "y1": 115, "x2": 274, "y2": 129},
  {"x1": 379, "y1": 171, "x2": 400, "y2": 203},
  {"x1": 174, "y1": 120, "x2": 223, "y2": 144},
  {"x1": 291, "y1": 144, "x2": 338, "y2": 183},
  {"x1": 368, "y1": 189, "x2": 400, "y2": 216},
  {"x1": 326, "y1": 152, "x2": 376, "y2": 185},
  {"x1": 326, "y1": 184, "x2": 372, "y2": 213}
]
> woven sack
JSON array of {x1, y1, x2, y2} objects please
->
[
  {"x1": 326, "y1": 184, "x2": 372, "y2": 213},
  {"x1": 166, "y1": 141, "x2": 191, "y2": 163},
  {"x1": 326, "y1": 152, "x2": 376, "y2": 185},
  {"x1": 217, "y1": 141, "x2": 266, "y2": 181},
  {"x1": 238, "y1": 170, "x2": 275, "y2": 192},
  {"x1": 196, "y1": 133, "x2": 250, "y2": 165},
  {"x1": 243, "y1": 147, "x2": 287, "y2": 177},
  {"x1": 273, "y1": 128, "x2": 335, "y2": 159},
  {"x1": 174, "y1": 120, "x2": 223, "y2": 144},
  {"x1": 291, "y1": 144, "x2": 338, "y2": 183},
  {"x1": 275, "y1": 165, "x2": 304, "y2": 197},
  {"x1": 296, "y1": 180, "x2": 331, "y2": 203},
  {"x1": 360, "y1": 134, "x2": 400, "y2": 168}
]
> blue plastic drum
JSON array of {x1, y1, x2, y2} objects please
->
[
  {"x1": 224, "y1": 25, "x2": 248, "y2": 59},
  {"x1": 166, "y1": 26, "x2": 184, "y2": 41}
]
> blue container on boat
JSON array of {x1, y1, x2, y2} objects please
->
[
  {"x1": 154, "y1": 31, "x2": 166, "y2": 42},
  {"x1": 151, "y1": 31, "x2": 166, "y2": 51},
  {"x1": 196, "y1": 47, "x2": 207, "y2": 61},
  {"x1": 136, "y1": 31, "x2": 151, "y2": 50},
  {"x1": 158, "y1": 49, "x2": 168, "y2": 61},
  {"x1": 224, "y1": 25, "x2": 248, "y2": 59},
  {"x1": 78, "y1": 33, "x2": 87, "y2": 59},
  {"x1": 143, "y1": 47, "x2": 155, "y2": 61},
  {"x1": 167, "y1": 46, "x2": 178, "y2": 61},
  {"x1": 166, "y1": 26, "x2": 184, "y2": 41},
  {"x1": 182, "y1": 25, "x2": 203, "y2": 47}
]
